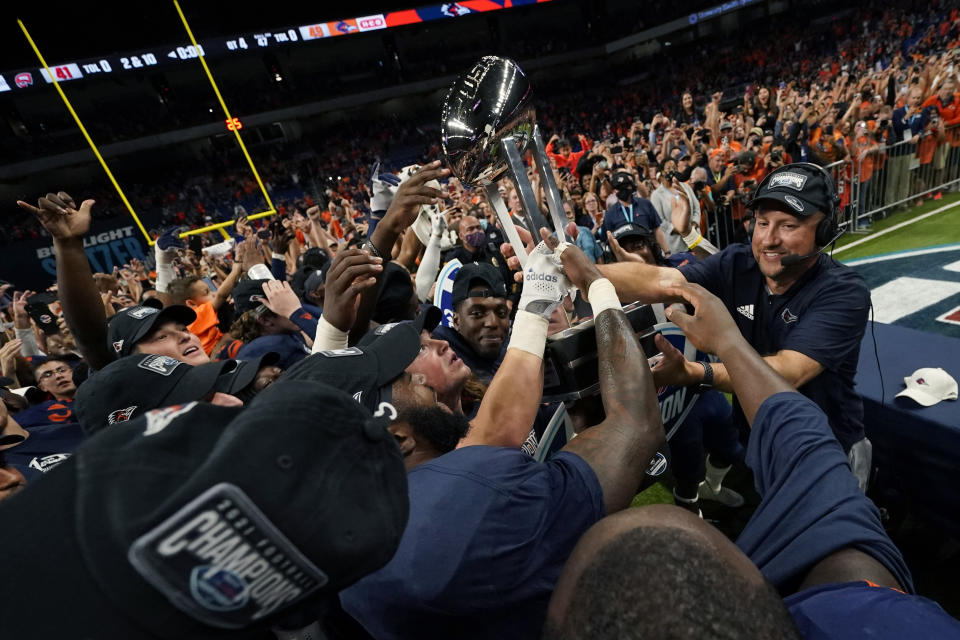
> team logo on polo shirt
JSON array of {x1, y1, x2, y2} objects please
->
[
  {"x1": 128, "y1": 483, "x2": 328, "y2": 628},
  {"x1": 769, "y1": 172, "x2": 808, "y2": 191},
  {"x1": 128, "y1": 306, "x2": 160, "y2": 320},
  {"x1": 781, "y1": 308, "x2": 799, "y2": 324},
  {"x1": 138, "y1": 355, "x2": 181, "y2": 376},
  {"x1": 737, "y1": 305, "x2": 754, "y2": 320},
  {"x1": 112, "y1": 340, "x2": 125, "y2": 353}
]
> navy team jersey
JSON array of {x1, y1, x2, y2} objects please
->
[
  {"x1": 340, "y1": 447, "x2": 605, "y2": 640},
  {"x1": 737, "y1": 393, "x2": 960, "y2": 634},
  {"x1": 4, "y1": 422, "x2": 86, "y2": 480},
  {"x1": 14, "y1": 398, "x2": 75, "y2": 428},
  {"x1": 786, "y1": 581, "x2": 960, "y2": 638},
  {"x1": 679, "y1": 244, "x2": 869, "y2": 451}
]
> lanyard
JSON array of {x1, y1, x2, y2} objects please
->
[{"x1": 619, "y1": 202, "x2": 634, "y2": 223}]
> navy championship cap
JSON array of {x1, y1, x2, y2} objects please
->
[
  {"x1": 452, "y1": 263, "x2": 507, "y2": 307},
  {"x1": 107, "y1": 304, "x2": 197, "y2": 358},
  {"x1": 748, "y1": 163, "x2": 837, "y2": 218},
  {"x1": 74, "y1": 354, "x2": 234, "y2": 434},
  {"x1": 284, "y1": 321, "x2": 423, "y2": 417},
  {"x1": 0, "y1": 379, "x2": 409, "y2": 638}
]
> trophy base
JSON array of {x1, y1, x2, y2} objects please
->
[{"x1": 543, "y1": 302, "x2": 659, "y2": 403}]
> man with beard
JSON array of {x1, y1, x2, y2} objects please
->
[
  {"x1": 432, "y1": 263, "x2": 510, "y2": 383},
  {"x1": 596, "y1": 163, "x2": 872, "y2": 489}
]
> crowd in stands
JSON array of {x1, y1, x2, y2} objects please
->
[{"x1": 2, "y1": 1, "x2": 960, "y2": 636}]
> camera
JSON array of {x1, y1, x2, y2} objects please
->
[
  {"x1": 770, "y1": 151, "x2": 782, "y2": 162},
  {"x1": 665, "y1": 170, "x2": 682, "y2": 182},
  {"x1": 692, "y1": 180, "x2": 707, "y2": 195}
]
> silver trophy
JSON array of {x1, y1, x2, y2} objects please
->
[
  {"x1": 440, "y1": 56, "x2": 571, "y2": 268},
  {"x1": 440, "y1": 56, "x2": 660, "y2": 401}
]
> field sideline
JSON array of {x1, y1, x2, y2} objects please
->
[{"x1": 834, "y1": 193, "x2": 960, "y2": 261}]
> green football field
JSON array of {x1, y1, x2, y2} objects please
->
[{"x1": 833, "y1": 193, "x2": 960, "y2": 261}]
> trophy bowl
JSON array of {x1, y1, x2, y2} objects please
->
[{"x1": 440, "y1": 56, "x2": 535, "y2": 187}]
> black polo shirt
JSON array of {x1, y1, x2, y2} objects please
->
[{"x1": 679, "y1": 244, "x2": 869, "y2": 451}]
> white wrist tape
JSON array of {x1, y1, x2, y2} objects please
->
[
  {"x1": 312, "y1": 315, "x2": 350, "y2": 353},
  {"x1": 588, "y1": 278, "x2": 621, "y2": 316},
  {"x1": 508, "y1": 309, "x2": 548, "y2": 358},
  {"x1": 681, "y1": 227, "x2": 701, "y2": 246}
]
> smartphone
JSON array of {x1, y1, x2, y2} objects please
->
[
  {"x1": 27, "y1": 291, "x2": 59, "y2": 306},
  {"x1": 257, "y1": 229, "x2": 272, "y2": 239},
  {"x1": 188, "y1": 235, "x2": 203, "y2": 254},
  {"x1": 26, "y1": 302, "x2": 59, "y2": 335}
]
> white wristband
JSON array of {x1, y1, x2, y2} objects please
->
[
  {"x1": 681, "y1": 227, "x2": 701, "y2": 246},
  {"x1": 312, "y1": 315, "x2": 350, "y2": 353},
  {"x1": 588, "y1": 278, "x2": 621, "y2": 316},
  {"x1": 507, "y1": 309, "x2": 548, "y2": 358},
  {"x1": 271, "y1": 252, "x2": 286, "y2": 261}
]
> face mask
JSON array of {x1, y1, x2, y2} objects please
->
[
  {"x1": 479, "y1": 219, "x2": 488, "y2": 230},
  {"x1": 465, "y1": 231, "x2": 486, "y2": 248}
]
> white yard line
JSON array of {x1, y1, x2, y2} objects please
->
[{"x1": 833, "y1": 200, "x2": 960, "y2": 255}]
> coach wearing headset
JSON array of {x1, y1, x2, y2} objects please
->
[{"x1": 593, "y1": 163, "x2": 872, "y2": 488}]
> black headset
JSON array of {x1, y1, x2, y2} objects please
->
[{"x1": 752, "y1": 162, "x2": 841, "y2": 247}]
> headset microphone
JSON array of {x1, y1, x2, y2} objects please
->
[{"x1": 779, "y1": 227, "x2": 845, "y2": 266}]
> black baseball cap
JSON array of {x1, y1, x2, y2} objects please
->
[
  {"x1": 373, "y1": 262, "x2": 416, "y2": 324},
  {"x1": 452, "y1": 263, "x2": 507, "y2": 307},
  {"x1": 611, "y1": 223, "x2": 653, "y2": 242},
  {"x1": 107, "y1": 305, "x2": 197, "y2": 358},
  {"x1": 284, "y1": 321, "x2": 423, "y2": 416},
  {"x1": 233, "y1": 278, "x2": 272, "y2": 314},
  {"x1": 0, "y1": 379, "x2": 408, "y2": 638},
  {"x1": 748, "y1": 163, "x2": 835, "y2": 218},
  {"x1": 215, "y1": 352, "x2": 282, "y2": 396},
  {"x1": 611, "y1": 171, "x2": 636, "y2": 191},
  {"x1": 360, "y1": 304, "x2": 442, "y2": 347},
  {"x1": 74, "y1": 354, "x2": 241, "y2": 434}
]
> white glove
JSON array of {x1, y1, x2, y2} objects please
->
[
  {"x1": 431, "y1": 211, "x2": 447, "y2": 237},
  {"x1": 370, "y1": 163, "x2": 400, "y2": 213},
  {"x1": 518, "y1": 240, "x2": 573, "y2": 319}
]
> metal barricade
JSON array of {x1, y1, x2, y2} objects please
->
[
  {"x1": 699, "y1": 123, "x2": 960, "y2": 248},
  {"x1": 855, "y1": 122, "x2": 960, "y2": 227}
]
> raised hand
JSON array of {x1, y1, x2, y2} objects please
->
[
  {"x1": 17, "y1": 191, "x2": 93, "y2": 241},
  {"x1": 11, "y1": 290, "x2": 34, "y2": 323},
  {"x1": 669, "y1": 184, "x2": 693, "y2": 237},
  {"x1": 606, "y1": 231, "x2": 644, "y2": 264},
  {"x1": 321, "y1": 248, "x2": 384, "y2": 332},
  {"x1": 383, "y1": 161, "x2": 449, "y2": 231},
  {"x1": 260, "y1": 280, "x2": 303, "y2": 318},
  {"x1": 0, "y1": 338, "x2": 23, "y2": 380}
]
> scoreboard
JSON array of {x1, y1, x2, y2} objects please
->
[{"x1": 0, "y1": 0, "x2": 552, "y2": 93}]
